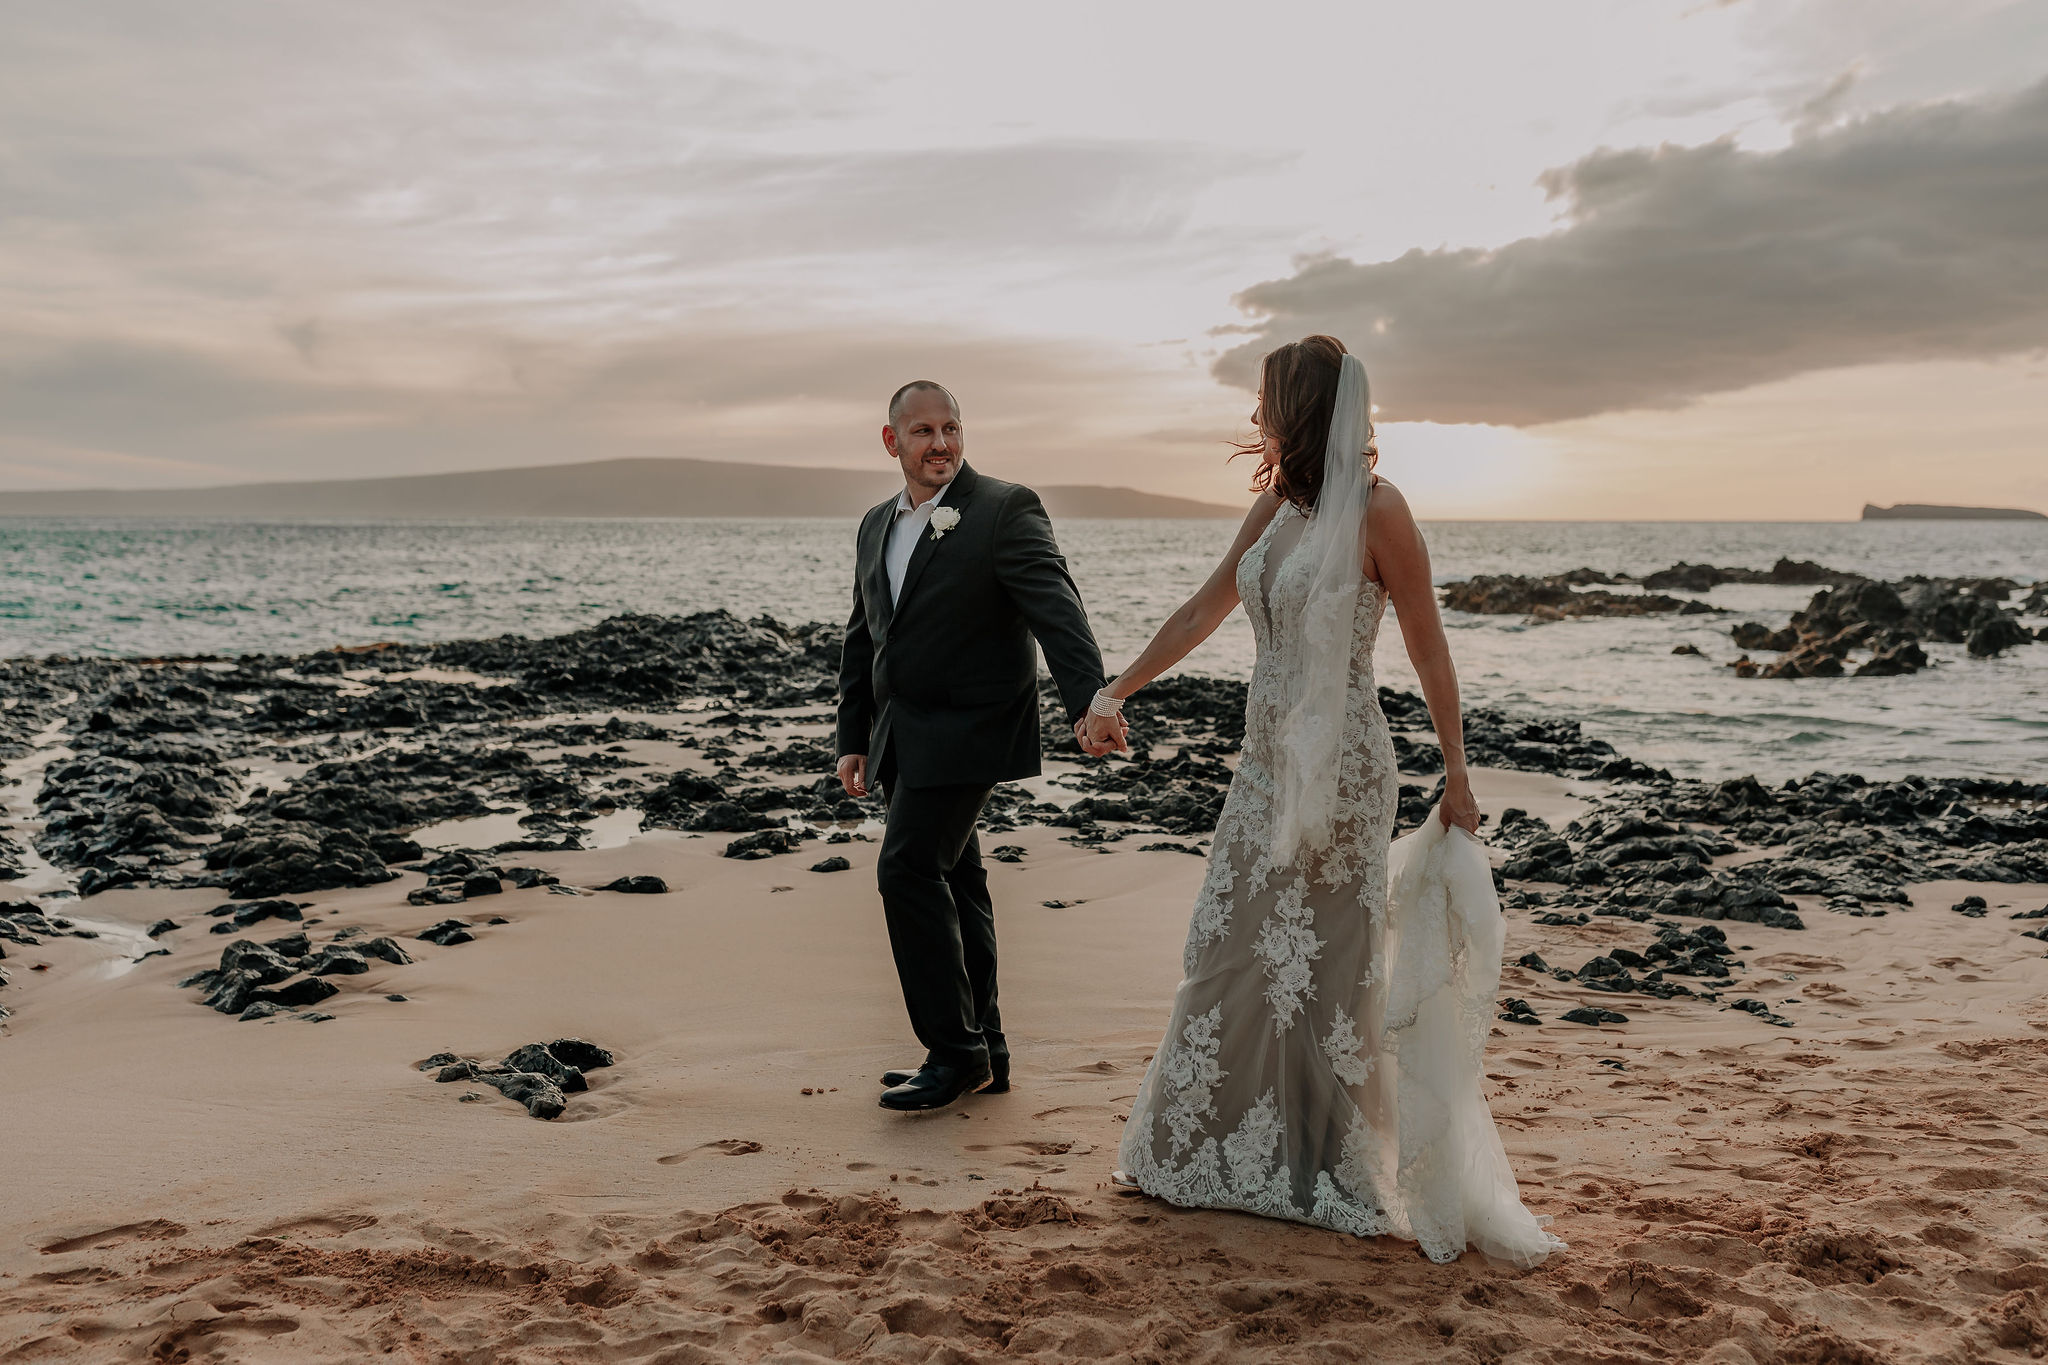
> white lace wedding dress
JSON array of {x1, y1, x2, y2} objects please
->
[{"x1": 1117, "y1": 500, "x2": 1564, "y2": 1266}]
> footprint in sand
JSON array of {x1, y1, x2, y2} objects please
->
[
  {"x1": 38, "y1": 1220, "x2": 188, "y2": 1255},
  {"x1": 29, "y1": 1265, "x2": 119, "y2": 1285},
  {"x1": 1017, "y1": 1140, "x2": 1076, "y2": 1156},
  {"x1": 964, "y1": 1138, "x2": 1085, "y2": 1171},
  {"x1": 657, "y1": 1139, "x2": 763, "y2": 1164},
  {"x1": 966, "y1": 1139, "x2": 1080, "y2": 1157},
  {"x1": 251, "y1": 1213, "x2": 378, "y2": 1239}
]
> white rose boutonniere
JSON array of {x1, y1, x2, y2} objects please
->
[{"x1": 929, "y1": 506, "x2": 962, "y2": 541}]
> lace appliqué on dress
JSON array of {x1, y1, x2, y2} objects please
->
[
  {"x1": 1159, "y1": 1004, "x2": 1225, "y2": 1156},
  {"x1": 1321, "y1": 1009, "x2": 1373, "y2": 1086},
  {"x1": 1252, "y1": 877, "x2": 1322, "y2": 1033}
]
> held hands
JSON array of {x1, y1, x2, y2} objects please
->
[
  {"x1": 1075, "y1": 710, "x2": 1128, "y2": 757},
  {"x1": 1437, "y1": 771, "x2": 1482, "y2": 834},
  {"x1": 836, "y1": 753, "x2": 868, "y2": 798}
]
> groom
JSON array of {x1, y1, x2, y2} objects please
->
[{"x1": 836, "y1": 380, "x2": 1113, "y2": 1112}]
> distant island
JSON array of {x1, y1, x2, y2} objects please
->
[
  {"x1": 0, "y1": 457, "x2": 1245, "y2": 521},
  {"x1": 1861, "y1": 502, "x2": 2046, "y2": 521}
]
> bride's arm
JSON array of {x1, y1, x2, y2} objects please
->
[
  {"x1": 1368, "y1": 480, "x2": 1481, "y2": 832},
  {"x1": 1082, "y1": 492, "x2": 1284, "y2": 750}
]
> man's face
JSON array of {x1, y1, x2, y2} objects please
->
[{"x1": 884, "y1": 390, "x2": 964, "y2": 499}]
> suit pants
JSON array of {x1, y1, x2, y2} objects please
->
[{"x1": 877, "y1": 777, "x2": 1004, "y2": 1073}]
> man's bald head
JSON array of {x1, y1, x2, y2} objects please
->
[{"x1": 887, "y1": 380, "x2": 959, "y2": 427}]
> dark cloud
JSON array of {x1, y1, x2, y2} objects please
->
[{"x1": 1217, "y1": 78, "x2": 2048, "y2": 425}]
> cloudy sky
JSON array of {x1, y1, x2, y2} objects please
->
[{"x1": 3, "y1": 0, "x2": 2045, "y2": 516}]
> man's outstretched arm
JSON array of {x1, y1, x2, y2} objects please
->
[{"x1": 991, "y1": 486, "x2": 1105, "y2": 729}]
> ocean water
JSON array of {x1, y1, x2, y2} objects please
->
[{"x1": 2, "y1": 516, "x2": 2044, "y2": 782}]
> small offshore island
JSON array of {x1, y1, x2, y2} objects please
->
[{"x1": 1862, "y1": 502, "x2": 2047, "y2": 520}]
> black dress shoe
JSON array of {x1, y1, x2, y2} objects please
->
[
  {"x1": 883, "y1": 1055, "x2": 1008, "y2": 1094},
  {"x1": 878, "y1": 1062, "x2": 993, "y2": 1112}
]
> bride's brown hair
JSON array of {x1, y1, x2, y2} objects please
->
[{"x1": 1232, "y1": 334, "x2": 1373, "y2": 511}]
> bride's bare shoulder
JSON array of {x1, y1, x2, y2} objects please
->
[
  {"x1": 1236, "y1": 489, "x2": 1285, "y2": 534},
  {"x1": 1366, "y1": 477, "x2": 1415, "y2": 524}
]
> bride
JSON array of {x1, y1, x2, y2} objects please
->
[{"x1": 1081, "y1": 335, "x2": 1562, "y2": 1266}]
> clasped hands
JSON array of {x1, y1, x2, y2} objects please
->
[{"x1": 1074, "y1": 708, "x2": 1128, "y2": 758}]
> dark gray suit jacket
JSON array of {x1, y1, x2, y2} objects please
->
[{"x1": 836, "y1": 462, "x2": 1105, "y2": 789}]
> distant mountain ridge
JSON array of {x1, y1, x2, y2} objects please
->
[
  {"x1": 1861, "y1": 502, "x2": 2046, "y2": 521},
  {"x1": 0, "y1": 457, "x2": 1244, "y2": 520}
]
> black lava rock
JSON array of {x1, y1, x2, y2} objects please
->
[
  {"x1": 146, "y1": 918, "x2": 180, "y2": 938},
  {"x1": 723, "y1": 829, "x2": 800, "y2": 860},
  {"x1": 305, "y1": 948, "x2": 371, "y2": 976},
  {"x1": 1441, "y1": 574, "x2": 1707, "y2": 620},
  {"x1": 206, "y1": 822, "x2": 396, "y2": 900},
  {"x1": 357, "y1": 936, "x2": 415, "y2": 965},
  {"x1": 809, "y1": 856, "x2": 851, "y2": 873},
  {"x1": 505, "y1": 1042, "x2": 588, "y2": 1093},
  {"x1": 210, "y1": 899, "x2": 309, "y2": 928},
  {"x1": 1969, "y1": 616, "x2": 2033, "y2": 657},
  {"x1": 480, "y1": 1070, "x2": 567, "y2": 1120},
  {"x1": 182, "y1": 938, "x2": 301, "y2": 1013},
  {"x1": 245, "y1": 975, "x2": 341, "y2": 1010},
  {"x1": 1730, "y1": 998, "x2": 1795, "y2": 1027},
  {"x1": 1561, "y1": 1006, "x2": 1629, "y2": 1026},
  {"x1": 600, "y1": 875, "x2": 669, "y2": 894},
  {"x1": 417, "y1": 919, "x2": 476, "y2": 946},
  {"x1": 263, "y1": 931, "x2": 311, "y2": 958},
  {"x1": 546, "y1": 1037, "x2": 615, "y2": 1070},
  {"x1": 1497, "y1": 998, "x2": 1541, "y2": 1025},
  {"x1": 1575, "y1": 956, "x2": 1636, "y2": 993},
  {"x1": 685, "y1": 801, "x2": 781, "y2": 834}
]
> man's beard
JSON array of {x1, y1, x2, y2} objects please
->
[{"x1": 908, "y1": 454, "x2": 959, "y2": 489}]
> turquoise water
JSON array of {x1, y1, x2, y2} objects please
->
[{"x1": 2, "y1": 517, "x2": 2044, "y2": 781}]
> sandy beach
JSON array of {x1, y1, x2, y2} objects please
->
[{"x1": 5, "y1": 712, "x2": 2046, "y2": 1363}]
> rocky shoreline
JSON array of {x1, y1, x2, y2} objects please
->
[
  {"x1": 1439, "y1": 558, "x2": 2045, "y2": 678},
  {"x1": 3, "y1": 608, "x2": 2046, "y2": 1040}
]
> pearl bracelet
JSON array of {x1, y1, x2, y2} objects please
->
[{"x1": 1089, "y1": 688, "x2": 1126, "y2": 718}]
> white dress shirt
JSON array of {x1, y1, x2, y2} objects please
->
[{"x1": 884, "y1": 482, "x2": 949, "y2": 607}]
